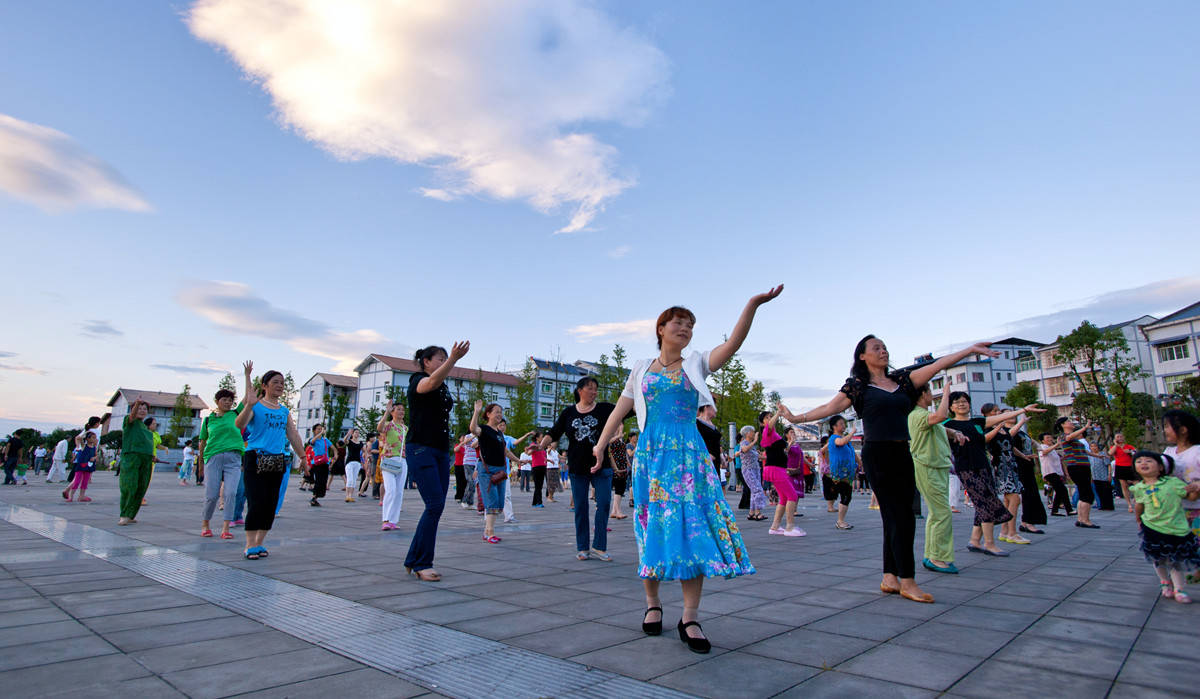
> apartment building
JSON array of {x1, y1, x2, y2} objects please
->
[
  {"x1": 1141, "y1": 301, "x2": 1200, "y2": 397},
  {"x1": 296, "y1": 373, "x2": 358, "y2": 440}
]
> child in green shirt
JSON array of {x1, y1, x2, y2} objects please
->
[{"x1": 1131, "y1": 450, "x2": 1200, "y2": 603}]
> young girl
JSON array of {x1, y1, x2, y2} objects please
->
[
  {"x1": 1130, "y1": 450, "x2": 1200, "y2": 603},
  {"x1": 65, "y1": 432, "x2": 98, "y2": 502}
]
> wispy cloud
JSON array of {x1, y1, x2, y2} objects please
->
[
  {"x1": 150, "y1": 362, "x2": 228, "y2": 375},
  {"x1": 187, "y1": 0, "x2": 668, "y2": 233},
  {"x1": 607, "y1": 245, "x2": 632, "y2": 259},
  {"x1": 567, "y1": 318, "x2": 655, "y2": 341},
  {"x1": 1001, "y1": 277, "x2": 1200, "y2": 341},
  {"x1": 176, "y1": 280, "x2": 408, "y2": 372},
  {"x1": 739, "y1": 351, "x2": 793, "y2": 365},
  {"x1": 0, "y1": 362, "x2": 48, "y2": 376},
  {"x1": 0, "y1": 351, "x2": 15, "y2": 359},
  {"x1": 80, "y1": 320, "x2": 122, "y2": 338},
  {"x1": 0, "y1": 113, "x2": 151, "y2": 212}
]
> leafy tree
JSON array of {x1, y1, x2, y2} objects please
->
[
  {"x1": 506, "y1": 359, "x2": 539, "y2": 437},
  {"x1": 707, "y1": 352, "x2": 761, "y2": 437},
  {"x1": 1004, "y1": 382, "x2": 1058, "y2": 437},
  {"x1": 282, "y1": 372, "x2": 299, "y2": 411},
  {"x1": 1053, "y1": 321, "x2": 1149, "y2": 443},
  {"x1": 323, "y1": 391, "x2": 352, "y2": 437},
  {"x1": 451, "y1": 369, "x2": 497, "y2": 437},
  {"x1": 1179, "y1": 376, "x2": 1200, "y2": 412},
  {"x1": 10, "y1": 428, "x2": 41, "y2": 453},
  {"x1": 355, "y1": 406, "x2": 383, "y2": 438},
  {"x1": 43, "y1": 427, "x2": 81, "y2": 450},
  {"x1": 101, "y1": 430, "x2": 122, "y2": 450},
  {"x1": 217, "y1": 372, "x2": 237, "y2": 394},
  {"x1": 167, "y1": 384, "x2": 193, "y2": 446}
]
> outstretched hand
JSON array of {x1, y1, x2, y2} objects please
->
[
  {"x1": 751, "y1": 285, "x2": 784, "y2": 307},
  {"x1": 968, "y1": 342, "x2": 999, "y2": 359},
  {"x1": 474, "y1": 399, "x2": 484, "y2": 412},
  {"x1": 243, "y1": 360, "x2": 254, "y2": 377},
  {"x1": 450, "y1": 341, "x2": 471, "y2": 361},
  {"x1": 1023, "y1": 404, "x2": 1046, "y2": 413}
]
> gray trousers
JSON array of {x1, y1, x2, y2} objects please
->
[{"x1": 202, "y1": 452, "x2": 243, "y2": 522}]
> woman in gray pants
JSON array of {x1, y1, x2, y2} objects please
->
[{"x1": 198, "y1": 388, "x2": 245, "y2": 540}]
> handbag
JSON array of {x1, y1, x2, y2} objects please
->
[
  {"x1": 489, "y1": 469, "x2": 506, "y2": 485},
  {"x1": 256, "y1": 452, "x2": 289, "y2": 473}
]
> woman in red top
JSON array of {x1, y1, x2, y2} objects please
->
[
  {"x1": 530, "y1": 440, "x2": 548, "y2": 507},
  {"x1": 452, "y1": 435, "x2": 468, "y2": 504},
  {"x1": 1109, "y1": 433, "x2": 1137, "y2": 513}
]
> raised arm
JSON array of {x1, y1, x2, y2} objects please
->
[
  {"x1": 235, "y1": 361, "x2": 256, "y2": 430},
  {"x1": 590, "y1": 395, "x2": 636, "y2": 467},
  {"x1": 377, "y1": 399, "x2": 394, "y2": 433},
  {"x1": 511, "y1": 431, "x2": 534, "y2": 447},
  {"x1": 708, "y1": 285, "x2": 783, "y2": 372},
  {"x1": 416, "y1": 341, "x2": 470, "y2": 393},
  {"x1": 910, "y1": 343, "x2": 999, "y2": 389},
  {"x1": 778, "y1": 392, "x2": 852, "y2": 425},
  {"x1": 468, "y1": 400, "x2": 483, "y2": 437},
  {"x1": 983, "y1": 404, "x2": 1044, "y2": 428},
  {"x1": 834, "y1": 427, "x2": 855, "y2": 447}
]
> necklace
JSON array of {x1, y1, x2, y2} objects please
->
[{"x1": 656, "y1": 355, "x2": 682, "y2": 371}]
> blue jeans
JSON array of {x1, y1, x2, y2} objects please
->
[
  {"x1": 233, "y1": 474, "x2": 246, "y2": 520},
  {"x1": 570, "y1": 468, "x2": 613, "y2": 552},
  {"x1": 480, "y1": 464, "x2": 507, "y2": 512},
  {"x1": 404, "y1": 444, "x2": 450, "y2": 571}
]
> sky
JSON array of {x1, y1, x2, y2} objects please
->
[{"x1": 2, "y1": 1, "x2": 1198, "y2": 436}]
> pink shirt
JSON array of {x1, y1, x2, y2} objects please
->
[{"x1": 761, "y1": 423, "x2": 782, "y2": 448}]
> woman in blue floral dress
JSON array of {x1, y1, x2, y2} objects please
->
[{"x1": 593, "y1": 285, "x2": 782, "y2": 653}]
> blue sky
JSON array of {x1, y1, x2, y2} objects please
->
[{"x1": 2, "y1": 1, "x2": 1198, "y2": 434}]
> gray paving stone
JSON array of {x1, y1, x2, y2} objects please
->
[
  {"x1": 1116, "y1": 652, "x2": 1197, "y2": 692},
  {"x1": 1131, "y1": 628, "x2": 1194, "y2": 660},
  {"x1": 103, "y1": 615, "x2": 271, "y2": 652},
  {"x1": 130, "y1": 630, "x2": 311, "y2": 673},
  {"x1": 447, "y1": 609, "x2": 580, "y2": 640},
  {"x1": 0, "y1": 596, "x2": 53, "y2": 613},
  {"x1": 40, "y1": 675, "x2": 190, "y2": 698},
  {"x1": 934, "y1": 605, "x2": 1039, "y2": 633},
  {"x1": 734, "y1": 600, "x2": 839, "y2": 626},
  {"x1": 960, "y1": 592, "x2": 1059, "y2": 615},
  {"x1": 0, "y1": 618, "x2": 92, "y2": 649},
  {"x1": 405, "y1": 598, "x2": 524, "y2": 624},
  {"x1": 1024, "y1": 615, "x2": 1141, "y2": 650},
  {"x1": 0, "y1": 634, "x2": 118, "y2": 671},
  {"x1": 507, "y1": 620, "x2": 643, "y2": 657},
  {"x1": 160, "y1": 646, "x2": 362, "y2": 698},
  {"x1": 776, "y1": 670, "x2": 938, "y2": 698},
  {"x1": 234, "y1": 667, "x2": 429, "y2": 699},
  {"x1": 364, "y1": 588, "x2": 475, "y2": 612},
  {"x1": 0, "y1": 606, "x2": 73, "y2": 629},
  {"x1": 1047, "y1": 599, "x2": 1150, "y2": 627},
  {"x1": 1108, "y1": 681, "x2": 1196, "y2": 698},
  {"x1": 652, "y1": 650, "x2": 819, "y2": 698},
  {"x1": 83, "y1": 604, "x2": 235, "y2": 633},
  {"x1": 1, "y1": 655, "x2": 152, "y2": 697},
  {"x1": 741, "y1": 628, "x2": 877, "y2": 668},
  {"x1": 993, "y1": 634, "x2": 1130, "y2": 680},
  {"x1": 556, "y1": 594, "x2": 644, "y2": 620},
  {"x1": 890, "y1": 620, "x2": 1016, "y2": 658},
  {"x1": 837, "y1": 643, "x2": 982, "y2": 691},
  {"x1": 948, "y1": 659, "x2": 1112, "y2": 698},
  {"x1": 570, "y1": 635, "x2": 727, "y2": 680},
  {"x1": 805, "y1": 610, "x2": 922, "y2": 641}
]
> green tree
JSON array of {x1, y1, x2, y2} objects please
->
[
  {"x1": 323, "y1": 391, "x2": 352, "y2": 437},
  {"x1": 282, "y1": 372, "x2": 299, "y2": 410},
  {"x1": 1004, "y1": 381, "x2": 1058, "y2": 437},
  {"x1": 101, "y1": 430, "x2": 122, "y2": 450},
  {"x1": 217, "y1": 372, "x2": 236, "y2": 394},
  {"x1": 707, "y1": 352, "x2": 761, "y2": 437},
  {"x1": 167, "y1": 384, "x2": 193, "y2": 446},
  {"x1": 451, "y1": 370, "x2": 497, "y2": 437},
  {"x1": 355, "y1": 406, "x2": 383, "y2": 437},
  {"x1": 506, "y1": 359, "x2": 538, "y2": 437},
  {"x1": 1178, "y1": 376, "x2": 1200, "y2": 412},
  {"x1": 1054, "y1": 321, "x2": 1149, "y2": 443}
]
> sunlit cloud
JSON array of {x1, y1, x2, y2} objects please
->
[
  {"x1": 176, "y1": 280, "x2": 408, "y2": 372},
  {"x1": 567, "y1": 318, "x2": 655, "y2": 341},
  {"x1": 80, "y1": 320, "x2": 123, "y2": 338},
  {"x1": 0, "y1": 363, "x2": 48, "y2": 376},
  {"x1": 0, "y1": 113, "x2": 151, "y2": 212},
  {"x1": 150, "y1": 362, "x2": 228, "y2": 375},
  {"x1": 187, "y1": 0, "x2": 669, "y2": 233}
]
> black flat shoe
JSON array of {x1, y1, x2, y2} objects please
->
[
  {"x1": 677, "y1": 620, "x2": 711, "y2": 654},
  {"x1": 1075, "y1": 521, "x2": 1100, "y2": 529},
  {"x1": 1019, "y1": 525, "x2": 1045, "y2": 535},
  {"x1": 642, "y1": 606, "x2": 663, "y2": 636}
]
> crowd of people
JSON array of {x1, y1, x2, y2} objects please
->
[{"x1": 3, "y1": 285, "x2": 1199, "y2": 650}]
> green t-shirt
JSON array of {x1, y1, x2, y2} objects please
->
[
  {"x1": 907, "y1": 406, "x2": 951, "y2": 469},
  {"x1": 199, "y1": 409, "x2": 244, "y2": 458},
  {"x1": 122, "y1": 416, "x2": 155, "y2": 456},
  {"x1": 1132, "y1": 476, "x2": 1190, "y2": 537}
]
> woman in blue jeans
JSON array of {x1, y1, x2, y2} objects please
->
[{"x1": 403, "y1": 341, "x2": 470, "y2": 582}]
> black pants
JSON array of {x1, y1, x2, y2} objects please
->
[
  {"x1": 1017, "y1": 458, "x2": 1046, "y2": 525},
  {"x1": 1092, "y1": 479, "x2": 1115, "y2": 510},
  {"x1": 831, "y1": 479, "x2": 852, "y2": 506},
  {"x1": 738, "y1": 470, "x2": 751, "y2": 509},
  {"x1": 822, "y1": 474, "x2": 836, "y2": 502},
  {"x1": 532, "y1": 466, "x2": 546, "y2": 506},
  {"x1": 2, "y1": 459, "x2": 15, "y2": 484},
  {"x1": 804, "y1": 472, "x2": 815, "y2": 493},
  {"x1": 453, "y1": 463, "x2": 468, "y2": 501},
  {"x1": 1045, "y1": 473, "x2": 1072, "y2": 514},
  {"x1": 1066, "y1": 465, "x2": 1095, "y2": 504},
  {"x1": 862, "y1": 441, "x2": 917, "y2": 579},
  {"x1": 242, "y1": 452, "x2": 284, "y2": 531},
  {"x1": 311, "y1": 463, "x2": 329, "y2": 499}
]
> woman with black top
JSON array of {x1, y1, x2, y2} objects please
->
[
  {"x1": 403, "y1": 341, "x2": 470, "y2": 581},
  {"x1": 945, "y1": 393, "x2": 1044, "y2": 556},
  {"x1": 470, "y1": 400, "x2": 523, "y2": 544},
  {"x1": 779, "y1": 336, "x2": 998, "y2": 603},
  {"x1": 1010, "y1": 418, "x2": 1047, "y2": 535},
  {"x1": 982, "y1": 403, "x2": 1031, "y2": 545},
  {"x1": 342, "y1": 429, "x2": 363, "y2": 503},
  {"x1": 541, "y1": 376, "x2": 627, "y2": 562}
]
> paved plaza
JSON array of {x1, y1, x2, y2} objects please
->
[{"x1": 0, "y1": 472, "x2": 1195, "y2": 698}]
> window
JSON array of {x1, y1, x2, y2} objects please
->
[
  {"x1": 995, "y1": 372, "x2": 1001, "y2": 381},
  {"x1": 1007, "y1": 373, "x2": 1012, "y2": 381},
  {"x1": 309, "y1": 390, "x2": 314, "y2": 400},
  {"x1": 1003, "y1": 351, "x2": 1010, "y2": 359},
  {"x1": 541, "y1": 381, "x2": 554, "y2": 394},
  {"x1": 1046, "y1": 376, "x2": 1068, "y2": 397},
  {"x1": 955, "y1": 373, "x2": 966, "y2": 384},
  {"x1": 539, "y1": 404, "x2": 553, "y2": 418},
  {"x1": 1042, "y1": 351, "x2": 1060, "y2": 369},
  {"x1": 1164, "y1": 374, "x2": 1191, "y2": 394},
  {"x1": 307, "y1": 409, "x2": 312, "y2": 419},
  {"x1": 1158, "y1": 341, "x2": 1191, "y2": 363},
  {"x1": 374, "y1": 391, "x2": 380, "y2": 403},
  {"x1": 314, "y1": 408, "x2": 320, "y2": 418},
  {"x1": 931, "y1": 378, "x2": 944, "y2": 391},
  {"x1": 1016, "y1": 356, "x2": 1039, "y2": 373},
  {"x1": 972, "y1": 372, "x2": 985, "y2": 383}
]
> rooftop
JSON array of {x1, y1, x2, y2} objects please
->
[
  {"x1": 107, "y1": 389, "x2": 209, "y2": 411},
  {"x1": 358, "y1": 353, "x2": 519, "y2": 387}
]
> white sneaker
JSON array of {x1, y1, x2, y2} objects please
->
[
  {"x1": 768, "y1": 528, "x2": 785, "y2": 535},
  {"x1": 783, "y1": 528, "x2": 807, "y2": 537},
  {"x1": 460, "y1": 502, "x2": 470, "y2": 509}
]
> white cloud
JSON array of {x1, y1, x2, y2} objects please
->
[
  {"x1": 567, "y1": 318, "x2": 655, "y2": 341},
  {"x1": 150, "y1": 362, "x2": 228, "y2": 375},
  {"x1": 0, "y1": 113, "x2": 150, "y2": 212},
  {"x1": 187, "y1": 0, "x2": 669, "y2": 233},
  {"x1": 607, "y1": 244, "x2": 632, "y2": 259},
  {"x1": 0, "y1": 363, "x2": 47, "y2": 376},
  {"x1": 176, "y1": 280, "x2": 408, "y2": 372},
  {"x1": 80, "y1": 320, "x2": 123, "y2": 337},
  {"x1": 1001, "y1": 277, "x2": 1200, "y2": 341}
]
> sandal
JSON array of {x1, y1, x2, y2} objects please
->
[
  {"x1": 835, "y1": 521, "x2": 854, "y2": 530},
  {"x1": 244, "y1": 549, "x2": 260, "y2": 560},
  {"x1": 483, "y1": 535, "x2": 502, "y2": 543},
  {"x1": 1160, "y1": 581, "x2": 1175, "y2": 599},
  {"x1": 407, "y1": 568, "x2": 441, "y2": 582},
  {"x1": 200, "y1": 529, "x2": 214, "y2": 538},
  {"x1": 576, "y1": 552, "x2": 589, "y2": 561},
  {"x1": 1174, "y1": 591, "x2": 1192, "y2": 604},
  {"x1": 220, "y1": 531, "x2": 234, "y2": 540},
  {"x1": 251, "y1": 546, "x2": 269, "y2": 558}
]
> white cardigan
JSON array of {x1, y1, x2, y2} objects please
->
[{"x1": 622, "y1": 350, "x2": 716, "y2": 433}]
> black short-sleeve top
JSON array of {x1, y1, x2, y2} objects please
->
[
  {"x1": 477, "y1": 424, "x2": 507, "y2": 467},
  {"x1": 944, "y1": 417, "x2": 989, "y2": 473},
  {"x1": 406, "y1": 372, "x2": 454, "y2": 451},
  {"x1": 838, "y1": 370, "x2": 920, "y2": 442}
]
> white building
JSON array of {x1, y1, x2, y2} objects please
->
[
  {"x1": 353, "y1": 353, "x2": 520, "y2": 425},
  {"x1": 1014, "y1": 316, "x2": 1158, "y2": 414},
  {"x1": 527, "y1": 357, "x2": 632, "y2": 427},
  {"x1": 916, "y1": 338, "x2": 1044, "y2": 410},
  {"x1": 296, "y1": 373, "x2": 358, "y2": 440},
  {"x1": 1141, "y1": 301, "x2": 1200, "y2": 398},
  {"x1": 102, "y1": 389, "x2": 209, "y2": 445}
]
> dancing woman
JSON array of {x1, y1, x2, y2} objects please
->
[
  {"x1": 470, "y1": 400, "x2": 523, "y2": 543},
  {"x1": 982, "y1": 403, "x2": 1031, "y2": 544},
  {"x1": 117, "y1": 400, "x2": 154, "y2": 525},
  {"x1": 826, "y1": 416, "x2": 860, "y2": 530},
  {"x1": 779, "y1": 336, "x2": 999, "y2": 603},
  {"x1": 593, "y1": 285, "x2": 781, "y2": 653},
  {"x1": 377, "y1": 401, "x2": 408, "y2": 531},
  {"x1": 342, "y1": 428, "x2": 364, "y2": 503},
  {"x1": 760, "y1": 411, "x2": 803, "y2": 535},
  {"x1": 234, "y1": 361, "x2": 306, "y2": 559},
  {"x1": 1056, "y1": 417, "x2": 1103, "y2": 528},
  {"x1": 736, "y1": 427, "x2": 766, "y2": 521},
  {"x1": 404, "y1": 342, "x2": 470, "y2": 581},
  {"x1": 198, "y1": 387, "x2": 243, "y2": 539}
]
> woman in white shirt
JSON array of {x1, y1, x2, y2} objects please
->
[{"x1": 1038, "y1": 432, "x2": 1073, "y2": 516}]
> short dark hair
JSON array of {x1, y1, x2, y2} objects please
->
[
  {"x1": 1039, "y1": 432, "x2": 1052, "y2": 441},
  {"x1": 215, "y1": 388, "x2": 235, "y2": 402},
  {"x1": 260, "y1": 370, "x2": 283, "y2": 387},
  {"x1": 827, "y1": 415, "x2": 846, "y2": 432},
  {"x1": 1055, "y1": 416, "x2": 1071, "y2": 433},
  {"x1": 1133, "y1": 450, "x2": 1174, "y2": 477},
  {"x1": 414, "y1": 346, "x2": 448, "y2": 373},
  {"x1": 980, "y1": 403, "x2": 999, "y2": 415},
  {"x1": 819, "y1": 435, "x2": 829, "y2": 447},
  {"x1": 573, "y1": 376, "x2": 599, "y2": 402},
  {"x1": 184, "y1": 439, "x2": 192, "y2": 446},
  {"x1": 1163, "y1": 409, "x2": 1200, "y2": 447}
]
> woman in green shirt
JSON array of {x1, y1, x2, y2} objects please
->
[{"x1": 117, "y1": 399, "x2": 155, "y2": 525}]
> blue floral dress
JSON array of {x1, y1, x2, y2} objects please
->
[{"x1": 633, "y1": 369, "x2": 755, "y2": 580}]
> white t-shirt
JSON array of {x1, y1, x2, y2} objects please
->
[
  {"x1": 1165, "y1": 444, "x2": 1200, "y2": 511},
  {"x1": 1039, "y1": 443, "x2": 1063, "y2": 477},
  {"x1": 53, "y1": 439, "x2": 69, "y2": 462},
  {"x1": 183, "y1": 446, "x2": 194, "y2": 462},
  {"x1": 35, "y1": 446, "x2": 47, "y2": 458},
  {"x1": 547, "y1": 450, "x2": 560, "y2": 469},
  {"x1": 519, "y1": 453, "x2": 532, "y2": 471}
]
